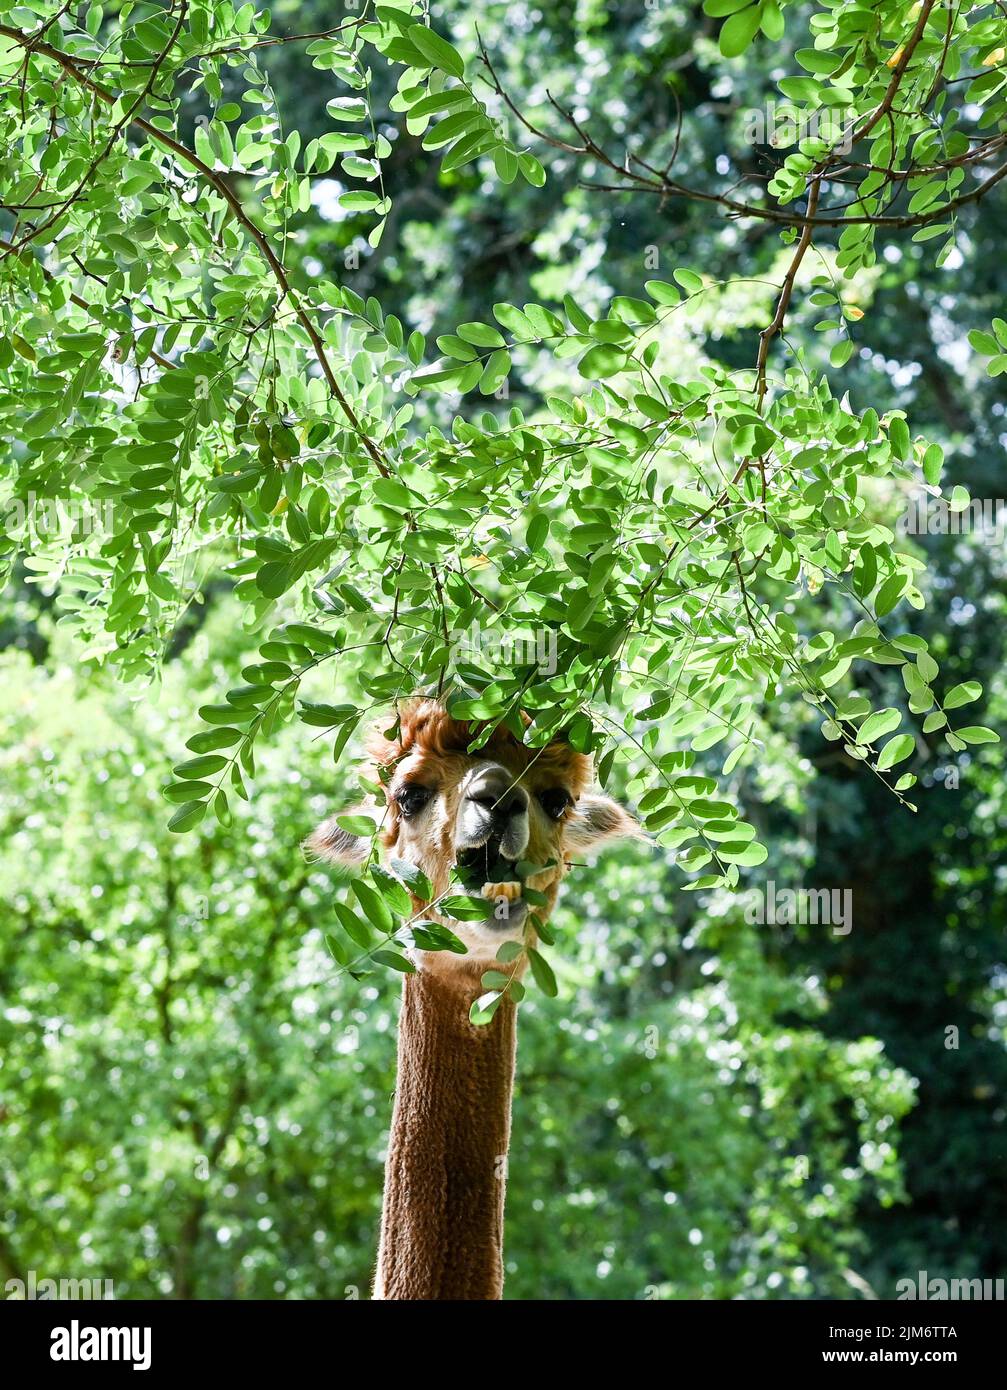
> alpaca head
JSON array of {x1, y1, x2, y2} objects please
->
[{"x1": 307, "y1": 697, "x2": 640, "y2": 976}]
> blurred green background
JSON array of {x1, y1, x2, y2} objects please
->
[{"x1": 1, "y1": 0, "x2": 1004, "y2": 1298}]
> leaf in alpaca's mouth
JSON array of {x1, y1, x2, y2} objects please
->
[{"x1": 455, "y1": 839, "x2": 517, "y2": 892}]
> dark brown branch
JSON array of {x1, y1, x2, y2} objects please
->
[
  {"x1": 853, "y1": 0, "x2": 939, "y2": 145},
  {"x1": 582, "y1": 162, "x2": 1007, "y2": 228},
  {"x1": 755, "y1": 177, "x2": 822, "y2": 409}
]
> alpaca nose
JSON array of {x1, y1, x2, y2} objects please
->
[
  {"x1": 493, "y1": 790, "x2": 529, "y2": 823},
  {"x1": 465, "y1": 770, "x2": 529, "y2": 824},
  {"x1": 460, "y1": 765, "x2": 530, "y2": 859}
]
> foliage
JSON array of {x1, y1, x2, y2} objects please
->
[{"x1": 1, "y1": 3, "x2": 999, "y2": 877}]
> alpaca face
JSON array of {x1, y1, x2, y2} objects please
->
[
  {"x1": 381, "y1": 751, "x2": 581, "y2": 958},
  {"x1": 307, "y1": 698, "x2": 640, "y2": 970}
]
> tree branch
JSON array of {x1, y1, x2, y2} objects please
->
[
  {"x1": 479, "y1": 0, "x2": 1006, "y2": 233},
  {"x1": 0, "y1": 23, "x2": 391, "y2": 478},
  {"x1": 755, "y1": 177, "x2": 822, "y2": 409}
]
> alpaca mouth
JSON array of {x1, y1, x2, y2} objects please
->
[
  {"x1": 449, "y1": 838, "x2": 529, "y2": 931},
  {"x1": 455, "y1": 836, "x2": 518, "y2": 893}
]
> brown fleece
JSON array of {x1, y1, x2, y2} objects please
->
[{"x1": 374, "y1": 966, "x2": 517, "y2": 1300}]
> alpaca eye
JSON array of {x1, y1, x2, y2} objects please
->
[
  {"x1": 538, "y1": 789, "x2": 572, "y2": 820},
  {"x1": 396, "y1": 785, "x2": 433, "y2": 818}
]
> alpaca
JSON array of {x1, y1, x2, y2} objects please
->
[{"x1": 307, "y1": 697, "x2": 639, "y2": 1300}]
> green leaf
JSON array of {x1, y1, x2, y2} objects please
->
[
  {"x1": 493, "y1": 303, "x2": 534, "y2": 336},
  {"x1": 370, "y1": 865, "x2": 413, "y2": 917},
  {"x1": 527, "y1": 947, "x2": 558, "y2": 997},
  {"x1": 889, "y1": 417, "x2": 911, "y2": 461},
  {"x1": 875, "y1": 573, "x2": 908, "y2": 617},
  {"x1": 856, "y1": 708, "x2": 902, "y2": 744},
  {"x1": 470, "y1": 991, "x2": 502, "y2": 1025},
  {"x1": 479, "y1": 349, "x2": 511, "y2": 394},
  {"x1": 373, "y1": 478, "x2": 414, "y2": 509},
  {"x1": 326, "y1": 97, "x2": 368, "y2": 122},
  {"x1": 673, "y1": 268, "x2": 704, "y2": 294},
  {"x1": 168, "y1": 801, "x2": 206, "y2": 833},
  {"x1": 456, "y1": 321, "x2": 506, "y2": 348},
  {"x1": 717, "y1": 840, "x2": 768, "y2": 866},
  {"x1": 968, "y1": 328, "x2": 999, "y2": 356},
  {"x1": 518, "y1": 153, "x2": 546, "y2": 187},
  {"x1": 199, "y1": 703, "x2": 255, "y2": 726},
  {"x1": 407, "y1": 23, "x2": 466, "y2": 79},
  {"x1": 300, "y1": 702, "x2": 358, "y2": 727},
  {"x1": 526, "y1": 514, "x2": 550, "y2": 551},
  {"x1": 186, "y1": 727, "x2": 243, "y2": 753},
  {"x1": 916, "y1": 651, "x2": 939, "y2": 684},
  {"x1": 351, "y1": 880, "x2": 395, "y2": 934},
  {"x1": 281, "y1": 624, "x2": 342, "y2": 653},
  {"x1": 719, "y1": 5, "x2": 762, "y2": 58},
  {"x1": 409, "y1": 921, "x2": 467, "y2": 953},
  {"x1": 163, "y1": 779, "x2": 213, "y2": 802},
  {"x1": 644, "y1": 280, "x2": 680, "y2": 306},
  {"x1": 760, "y1": 0, "x2": 784, "y2": 40},
  {"x1": 922, "y1": 444, "x2": 943, "y2": 487},
  {"x1": 441, "y1": 894, "x2": 492, "y2": 921},
  {"x1": 372, "y1": 949, "x2": 416, "y2": 973},
  {"x1": 579, "y1": 344, "x2": 627, "y2": 379},
  {"x1": 955, "y1": 726, "x2": 999, "y2": 745},
  {"x1": 389, "y1": 858, "x2": 433, "y2": 901},
  {"x1": 494, "y1": 146, "x2": 518, "y2": 183},
  {"x1": 334, "y1": 902, "x2": 374, "y2": 950},
  {"x1": 948, "y1": 485, "x2": 969, "y2": 513},
  {"x1": 324, "y1": 932, "x2": 349, "y2": 966},
  {"x1": 944, "y1": 681, "x2": 981, "y2": 710},
  {"x1": 876, "y1": 733, "x2": 915, "y2": 771},
  {"x1": 336, "y1": 814, "x2": 377, "y2": 837},
  {"x1": 174, "y1": 755, "x2": 228, "y2": 778}
]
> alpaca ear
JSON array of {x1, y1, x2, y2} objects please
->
[
  {"x1": 563, "y1": 794, "x2": 643, "y2": 852},
  {"x1": 304, "y1": 805, "x2": 374, "y2": 865}
]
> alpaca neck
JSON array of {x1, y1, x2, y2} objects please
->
[{"x1": 374, "y1": 966, "x2": 517, "y2": 1300}]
